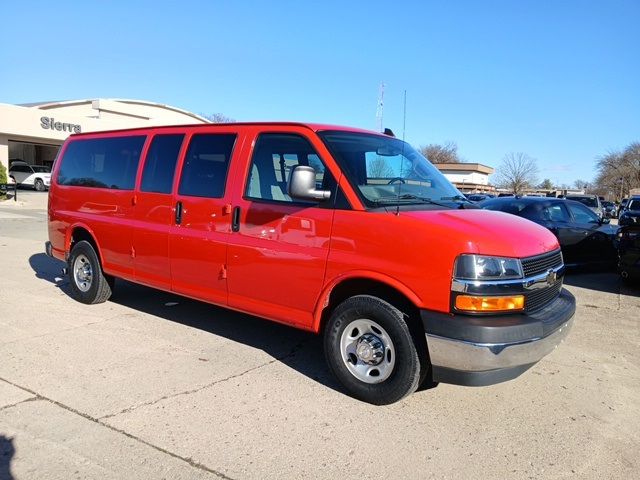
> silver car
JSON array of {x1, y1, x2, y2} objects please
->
[{"x1": 565, "y1": 194, "x2": 603, "y2": 219}]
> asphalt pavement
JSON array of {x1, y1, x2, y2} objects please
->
[{"x1": 0, "y1": 191, "x2": 639, "y2": 480}]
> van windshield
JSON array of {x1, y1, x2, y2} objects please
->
[{"x1": 319, "y1": 131, "x2": 464, "y2": 208}]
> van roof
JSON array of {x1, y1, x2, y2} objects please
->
[{"x1": 67, "y1": 122, "x2": 384, "y2": 138}]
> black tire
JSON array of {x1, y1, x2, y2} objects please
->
[
  {"x1": 34, "y1": 178, "x2": 45, "y2": 192},
  {"x1": 67, "y1": 240, "x2": 114, "y2": 304},
  {"x1": 324, "y1": 295, "x2": 423, "y2": 405}
]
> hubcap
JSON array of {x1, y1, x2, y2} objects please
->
[
  {"x1": 340, "y1": 319, "x2": 395, "y2": 384},
  {"x1": 73, "y1": 254, "x2": 93, "y2": 292},
  {"x1": 355, "y1": 334, "x2": 385, "y2": 365}
]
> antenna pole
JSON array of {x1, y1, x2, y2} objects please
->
[
  {"x1": 402, "y1": 90, "x2": 407, "y2": 141},
  {"x1": 376, "y1": 82, "x2": 385, "y2": 132}
]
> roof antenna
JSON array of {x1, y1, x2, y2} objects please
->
[
  {"x1": 396, "y1": 90, "x2": 407, "y2": 216},
  {"x1": 376, "y1": 82, "x2": 385, "y2": 132}
]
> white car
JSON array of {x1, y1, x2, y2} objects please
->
[{"x1": 9, "y1": 161, "x2": 51, "y2": 191}]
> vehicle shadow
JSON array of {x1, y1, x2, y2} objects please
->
[
  {"x1": 28, "y1": 253, "x2": 72, "y2": 294},
  {"x1": 0, "y1": 435, "x2": 15, "y2": 480},
  {"x1": 27, "y1": 253, "x2": 342, "y2": 395},
  {"x1": 563, "y1": 270, "x2": 621, "y2": 294},
  {"x1": 564, "y1": 270, "x2": 639, "y2": 296}
]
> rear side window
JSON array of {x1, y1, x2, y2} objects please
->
[
  {"x1": 628, "y1": 199, "x2": 640, "y2": 210},
  {"x1": 140, "y1": 134, "x2": 184, "y2": 194},
  {"x1": 178, "y1": 134, "x2": 236, "y2": 198},
  {"x1": 567, "y1": 202, "x2": 599, "y2": 223},
  {"x1": 58, "y1": 136, "x2": 145, "y2": 189}
]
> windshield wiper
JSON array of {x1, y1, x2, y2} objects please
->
[
  {"x1": 439, "y1": 195, "x2": 478, "y2": 209},
  {"x1": 440, "y1": 195, "x2": 472, "y2": 203},
  {"x1": 372, "y1": 194, "x2": 454, "y2": 209}
]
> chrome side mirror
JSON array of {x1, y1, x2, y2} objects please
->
[{"x1": 288, "y1": 165, "x2": 331, "y2": 201}]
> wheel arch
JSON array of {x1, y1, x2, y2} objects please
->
[
  {"x1": 313, "y1": 272, "x2": 423, "y2": 335},
  {"x1": 66, "y1": 224, "x2": 104, "y2": 266}
]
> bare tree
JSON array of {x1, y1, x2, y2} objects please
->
[
  {"x1": 494, "y1": 152, "x2": 539, "y2": 195},
  {"x1": 420, "y1": 141, "x2": 460, "y2": 164},
  {"x1": 593, "y1": 142, "x2": 640, "y2": 200},
  {"x1": 203, "y1": 113, "x2": 235, "y2": 123},
  {"x1": 368, "y1": 157, "x2": 394, "y2": 178},
  {"x1": 573, "y1": 179, "x2": 590, "y2": 191}
]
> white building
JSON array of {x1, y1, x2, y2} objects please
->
[
  {"x1": 0, "y1": 99, "x2": 210, "y2": 173},
  {"x1": 434, "y1": 163, "x2": 495, "y2": 193}
]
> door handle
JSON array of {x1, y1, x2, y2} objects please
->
[
  {"x1": 232, "y1": 206, "x2": 240, "y2": 232},
  {"x1": 175, "y1": 201, "x2": 183, "y2": 225}
]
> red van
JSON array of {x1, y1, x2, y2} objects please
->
[{"x1": 46, "y1": 123, "x2": 575, "y2": 404}]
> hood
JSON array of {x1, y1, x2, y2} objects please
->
[
  {"x1": 597, "y1": 223, "x2": 620, "y2": 235},
  {"x1": 400, "y1": 209, "x2": 559, "y2": 258}
]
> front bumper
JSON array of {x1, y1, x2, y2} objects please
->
[{"x1": 422, "y1": 288, "x2": 575, "y2": 386}]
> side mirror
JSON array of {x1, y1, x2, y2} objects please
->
[{"x1": 288, "y1": 165, "x2": 331, "y2": 201}]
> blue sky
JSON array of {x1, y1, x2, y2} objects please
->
[{"x1": 1, "y1": 1, "x2": 638, "y2": 186}]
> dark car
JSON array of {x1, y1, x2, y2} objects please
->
[
  {"x1": 466, "y1": 193, "x2": 495, "y2": 202},
  {"x1": 619, "y1": 197, "x2": 640, "y2": 226},
  {"x1": 479, "y1": 197, "x2": 618, "y2": 268},
  {"x1": 618, "y1": 224, "x2": 640, "y2": 282},
  {"x1": 601, "y1": 201, "x2": 616, "y2": 219},
  {"x1": 618, "y1": 198, "x2": 629, "y2": 217}
]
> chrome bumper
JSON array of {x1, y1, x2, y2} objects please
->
[
  {"x1": 427, "y1": 316, "x2": 573, "y2": 372},
  {"x1": 422, "y1": 288, "x2": 576, "y2": 386}
]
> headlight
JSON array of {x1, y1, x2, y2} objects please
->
[{"x1": 454, "y1": 254, "x2": 523, "y2": 280}]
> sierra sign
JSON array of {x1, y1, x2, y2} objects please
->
[{"x1": 41, "y1": 117, "x2": 82, "y2": 133}]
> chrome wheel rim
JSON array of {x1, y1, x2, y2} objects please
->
[
  {"x1": 73, "y1": 254, "x2": 93, "y2": 292},
  {"x1": 340, "y1": 319, "x2": 395, "y2": 384}
]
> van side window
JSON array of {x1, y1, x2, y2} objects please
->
[
  {"x1": 178, "y1": 134, "x2": 236, "y2": 198},
  {"x1": 58, "y1": 136, "x2": 145, "y2": 190},
  {"x1": 140, "y1": 134, "x2": 184, "y2": 194},
  {"x1": 245, "y1": 134, "x2": 326, "y2": 203}
]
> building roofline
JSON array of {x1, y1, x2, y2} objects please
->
[
  {"x1": 16, "y1": 98, "x2": 211, "y2": 123},
  {"x1": 434, "y1": 162, "x2": 494, "y2": 174}
]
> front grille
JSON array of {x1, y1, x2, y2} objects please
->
[
  {"x1": 525, "y1": 281, "x2": 563, "y2": 312},
  {"x1": 521, "y1": 249, "x2": 563, "y2": 277}
]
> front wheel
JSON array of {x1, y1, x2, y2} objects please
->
[
  {"x1": 68, "y1": 240, "x2": 114, "y2": 304},
  {"x1": 324, "y1": 295, "x2": 424, "y2": 405},
  {"x1": 34, "y1": 178, "x2": 45, "y2": 192}
]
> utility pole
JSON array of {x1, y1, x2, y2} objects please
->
[{"x1": 376, "y1": 82, "x2": 385, "y2": 133}]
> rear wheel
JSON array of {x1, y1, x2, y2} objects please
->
[
  {"x1": 68, "y1": 240, "x2": 114, "y2": 304},
  {"x1": 324, "y1": 295, "x2": 423, "y2": 405},
  {"x1": 34, "y1": 178, "x2": 45, "y2": 192}
]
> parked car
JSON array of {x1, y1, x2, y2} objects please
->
[
  {"x1": 618, "y1": 198, "x2": 629, "y2": 217},
  {"x1": 479, "y1": 196, "x2": 618, "y2": 268},
  {"x1": 601, "y1": 201, "x2": 617, "y2": 219},
  {"x1": 8, "y1": 160, "x2": 51, "y2": 191},
  {"x1": 618, "y1": 222, "x2": 640, "y2": 282},
  {"x1": 564, "y1": 194, "x2": 604, "y2": 220},
  {"x1": 619, "y1": 197, "x2": 640, "y2": 226},
  {"x1": 46, "y1": 122, "x2": 575, "y2": 404}
]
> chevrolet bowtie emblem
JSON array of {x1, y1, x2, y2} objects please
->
[{"x1": 546, "y1": 269, "x2": 557, "y2": 286}]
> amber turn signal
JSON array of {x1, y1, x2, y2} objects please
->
[{"x1": 455, "y1": 295, "x2": 525, "y2": 312}]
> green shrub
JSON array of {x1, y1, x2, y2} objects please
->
[{"x1": 0, "y1": 162, "x2": 7, "y2": 199}]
